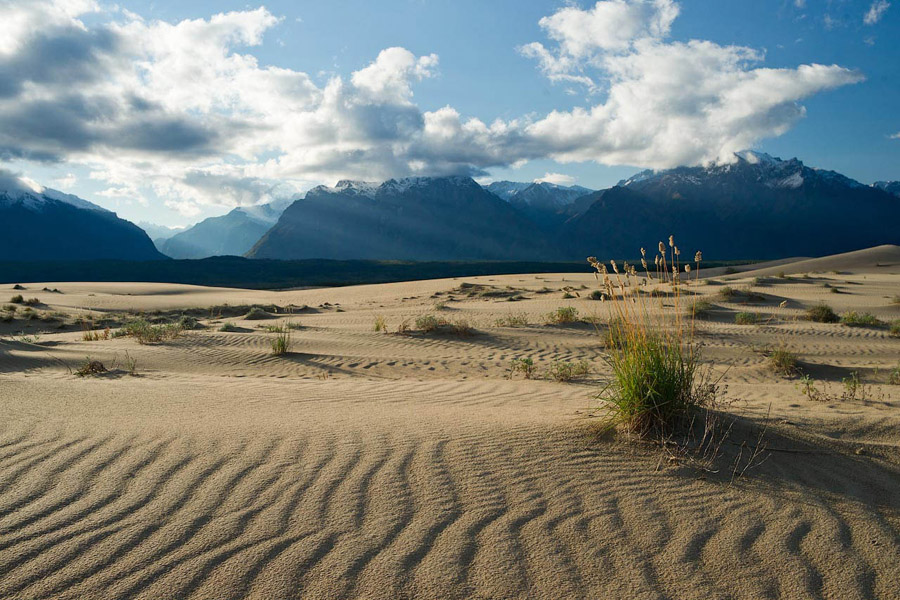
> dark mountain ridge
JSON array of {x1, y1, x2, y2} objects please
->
[{"x1": 0, "y1": 177, "x2": 165, "y2": 262}]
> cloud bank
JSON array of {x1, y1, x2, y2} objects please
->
[{"x1": 0, "y1": 0, "x2": 863, "y2": 215}]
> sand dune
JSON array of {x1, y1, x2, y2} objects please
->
[{"x1": 1, "y1": 252, "x2": 899, "y2": 598}]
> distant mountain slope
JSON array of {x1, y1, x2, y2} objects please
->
[
  {"x1": 563, "y1": 152, "x2": 900, "y2": 260},
  {"x1": 874, "y1": 181, "x2": 900, "y2": 197},
  {"x1": 495, "y1": 181, "x2": 594, "y2": 232},
  {"x1": 248, "y1": 177, "x2": 563, "y2": 260},
  {"x1": 161, "y1": 199, "x2": 291, "y2": 259},
  {"x1": 0, "y1": 174, "x2": 165, "y2": 261}
]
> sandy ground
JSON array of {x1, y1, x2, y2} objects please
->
[{"x1": 1, "y1": 245, "x2": 899, "y2": 599}]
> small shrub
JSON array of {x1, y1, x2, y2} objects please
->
[
  {"x1": 415, "y1": 314, "x2": 441, "y2": 333},
  {"x1": 12, "y1": 284, "x2": 24, "y2": 290},
  {"x1": 433, "y1": 300, "x2": 448, "y2": 310},
  {"x1": 690, "y1": 299, "x2": 714, "y2": 319},
  {"x1": 414, "y1": 314, "x2": 473, "y2": 336},
  {"x1": 717, "y1": 287, "x2": 736, "y2": 301},
  {"x1": 495, "y1": 313, "x2": 529, "y2": 327},
  {"x1": 271, "y1": 325, "x2": 292, "y2": 355},
  {"x1": 120, "y1": 318, "x2": 183, "y2": 344},
  {"x1": 734, "y1": 312, "x2": 758, "y2": 325},
  {"x1": 373, "y1": 315, "x2": 387, "y2": 332},
  {"x1": 509, "y1": 357, "x2": 536, "y2": 379},
  {"x1": 123, "y1": 351, "x2": 138, "y2": 376},
  {"x1": 805, "y1": 303, "x2": 839, "y2": 323},
  {"x1": 75, "y1": 358, "x2": 107, "y2": 377},
  {"x1": 891, "y1": 295, "x2": 900, "y2": 305},
  {"x1": 178, "y1": 315, "x2": 200, "y2": 330},
  {"x1": 776, "y1": 271, "x2": 786, "y2": 279},
  {"x1": 219, "y1": 322, "x2": 238, "y2": 332},
  {"x1": 545, "y1": 359, "x2": 590, "y2": 382},
  {"x1": 396, "y1": 318, "x2": 411, "y2": 335},
  {"x1": 3, "y1": 304, "x2": 17, "y2": 313},
  {"x1": 10, "y1": 294, "x2": 23, "y2": 304},
  {"x1": 562, "y1": 292, "x2": 575, "y2": 299},
  {"x1": 590, "y1": 290, "x2": 604, "y2": 300},
  {"x1": 24, "y1": 297, "x2": 40, "y2": 306},
  {"x1": 840, "y1": 312, "x2": 881, "y2": 328},
  {"x1": 889, "y1": 365, "x2": 900, "y2": 385},
  {"x1": 767, "y1": 347, "x2": 799, "y2": 377},
  {"x1": 264, "y1": 324, "x2": 286, "y2": 333},
  {"x1": 82, "y1": 325, "x2": 110, "y2": 341},
  {"x1": 842, "y1": 371, "x2": 864, "y2": 401},
  {"x1": 545, "y1": 306, "x2": 578, "y2": 324},
  {"x1": 890, "y1": 320, "x2": 900, "y2": 338},
  {"x1": 245, "y1": 307, "x2": 272, "y2": 320},
  {"x1": 723, "y1": 267, "x2": 737, "y2": 275}
]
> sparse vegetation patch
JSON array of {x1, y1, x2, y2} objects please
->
[{"x1": 805, "y1": 303, "x2": 839, "y2": 323}]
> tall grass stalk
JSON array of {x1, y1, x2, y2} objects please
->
[{"x1": 589, "y1": 238, "x2": 711, "y2": 436}]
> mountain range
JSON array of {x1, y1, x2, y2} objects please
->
[
  {"x1": 0, "y1": 174, "x2": 164, "y2": 261},
  {"x1": 560, "y1": 151, "x2": 899, "y2": 260},
  {"x1": 160, "y1": 199, "x2": 292, "y2": 259},
  {"x1": 248, "y1": 177, "x2": 564, "y2": 260},
  {"x1": 2, "y1": 152, "x2": 897, "y2": 264}
]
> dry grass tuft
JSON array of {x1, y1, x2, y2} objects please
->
[
  {"x1": 544, "y1": 306, "x2": 579, "y2": 325},
  {"x1": 588, "y1": 238, "x2": 714, "y2": 436}
]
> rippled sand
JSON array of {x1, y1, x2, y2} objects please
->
[{"x1": 1, "y1": 245, "x2": 899, "y2": 599}]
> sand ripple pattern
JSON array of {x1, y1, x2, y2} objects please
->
[{"x1": 1, "y1": 410, "x2": 899, "y2": 600}]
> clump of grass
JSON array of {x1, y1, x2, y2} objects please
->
[
  {"x1": 890, "y1": 320, "x2": 900, "y2": 338},
  {"x1": 544, "y1": 306, "x2": 579, "y2": 324},
  {"x1": 178, "y1": 315, "x2": 200, "y2": 330},
  {"x1": 889, "y1": 364, "x2": 900, "y2": 385},
  {"x1": 119, "y1": 318, "x2": 183, "y2": 344},
  {"x1": 590, "y1": 290, "x2": 604, "y2": 300},
  {"x1": 767, "y1": 346, "x2": 799, "y2": 377},
  {"x1": 373, "y1": 315, "x2": 387, "y2": 332},
  {"x1": 805, "y1": 303, "x2": 839, "y2": 323},
  {"x1": 545, "y1": 359, "x2": 590, "y2": 382},
  {"x1": 244, "y1": 307, "x2": 273, "y2": 320},
  {"x1": 840, "y1": 311, "x2": 881, "y2": 328},
  {"x1": 734, "y1": 312, "x2": 758, "y2": 325},
  {"x1": 3, "y1": 304, "x2": 17, "y2": 313},
  {"x1": 509, "y1": 357, "x2": 536, "y2": 379},
  {"x1": 588, "y1": 240, "x2": 712, "y2": 435},
  {"x1": 717, "y1": 286, "x2": 736, "y2": 301},
  {"x1": 271, "y1": 323, "x2": 293, "y2": 355},
  {"x1": 414, "y1": 314, "x2": 474, "y2": 336},
  {"x1": 219, "y1": 322, "x2": 238, "y2": 332},
  {"x1": 264, "y1": 324, "x2": 286, "y2": 333},
  {"x1": 24, "y1": 297, "x2": 40, "y2": 306},
  {"x1": 494, "y1": 313, "x2": 529, "y2": 327},
  {"x1": 82, "y1": 324, "x2": 111, "y2": 341},
  {"x1": 415, "y1": 314, "x2": 441, "y2": 333},
  {"x1": 562, "y1": 291, "x2": 575, "y2": 299},
  {"x1": 891, "y1": 295, "x2": 900, "y2": 305},
  {"x1": 75, "y1": 357, "x2": 107, "y2": 377},
  {"x1": 10, "y1": 294, "x2": 24, "y2": 304},
  {"x1": 690, "y1": 299, "x2": 714, "y2": 319},
  {"x1": 12, "y1": 284, "x2": 25, "y2": 290}
]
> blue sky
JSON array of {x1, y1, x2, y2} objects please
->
[{"x1": 1, "y1": 0, "x2": 897, "y2": 227}]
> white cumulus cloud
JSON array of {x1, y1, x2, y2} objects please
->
[{"x1": 0, "y1": 0, "x2": 864, "y2": 217}]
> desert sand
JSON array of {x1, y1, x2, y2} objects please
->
[{"x1": 1, "y1": 246, "x2": 899, "y2": 599}]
